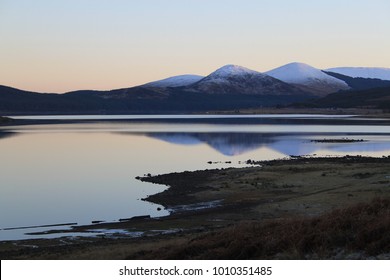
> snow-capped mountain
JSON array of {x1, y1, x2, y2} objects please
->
[
  {"x1": 186, "y1": 64, "x2": 304, "y2": 95},
  {"x1": 325, "y1": 67, "x2": 390, "y2": 81},
  {"x1": 142, "y1": 74, "x2": 204, "y2": 88},
  {"x1": 266, "y1": 62, "x2": 350, "y2": 95},
  {"x1": 3, "y1": 61, "x2": 390, "y2": 114}
]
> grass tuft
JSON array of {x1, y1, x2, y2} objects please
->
[{"x1": 129, "y1": 197, "x2": 390, "y2": 259}]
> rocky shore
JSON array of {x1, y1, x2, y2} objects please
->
[{"x1": 1, "y1": 156, "x2": 390, "y2": 259}]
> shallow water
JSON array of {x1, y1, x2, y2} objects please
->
[{"x1": 1, "y1": 114, "x2": 390, "y2": 241}]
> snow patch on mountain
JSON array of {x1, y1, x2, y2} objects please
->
[
  {"x1": 207, "y1": 64, "x2": 263, "y2": 78},
  {"x1": 187, "y1": 64, "x2": 302, "y2": 95},
  {"x1": 325, "y1": 67, "x2": 390, "y2": 81},
  {"x1": 195, "y1": 64, "x2": 268, "y2": 86},
  {"x1": 266, "y1": 62, "x2": 348, "y2": 86},
  {"x1": 266, "y1": 62, "x2": 349, "y2": 94},
  {"x1": 143, "y1": 74, "x2": 204, "y2": 88}
]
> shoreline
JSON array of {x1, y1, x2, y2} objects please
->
[
  {"x1": 1, "y1": 107, "x2": 389, "y2": 117},
  {"x1": 1, "y1": 155, "x2": 390, "y2": 259},
  {"x1": 2, "y1": 114, "x2": 390, "y2": 130}
]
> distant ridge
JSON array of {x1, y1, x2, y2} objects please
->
[
  {"x1": 2, "y1": 63, "x2": 390, "y2": 114},
  {"x1": 326, "y1": 67, "x2": 390, "y2": 81},
  {"x1": 324, "y1": 71, "x2": 390, "y2": 91},
  {"x1": 142, "y1": 74, "x2": 204, "y2": 88}
]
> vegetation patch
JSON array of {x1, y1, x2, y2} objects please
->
[{"x1": 129, "y1": 198, "x2": 390, "y2": 259}]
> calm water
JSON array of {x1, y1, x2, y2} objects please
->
[{"x1": 1, "y1": 115, "x2": 390, "y2": 241}]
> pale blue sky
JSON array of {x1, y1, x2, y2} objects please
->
[{"x1": 1, "y1": 0, "x2": 389, "y2": 92}]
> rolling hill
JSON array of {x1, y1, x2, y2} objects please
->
[
  {"x1": 2, "y1": 63, "x2": 390, "y2": 114},
  {"x1": 300, "y1": 86, "x2": 390, "y2": 109},
  {"x1": 266, "y1": 62, "x2": 350, "y2": 95}
]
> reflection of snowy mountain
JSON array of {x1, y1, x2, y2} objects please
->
[
  {"x1": 269, "y1": 139, "x2": 317, "y2": 156},
  {"x1": 320, "y1": 141, "x2": 390, "y2": 153},
  {"x1": 148, "y1": 133, "x2": 275, "y2": 156},
  {"x1": 146, "y1": 132, "x2": 390, "y2": 157},
  {"x1": 197, "y1": 134, "x2": 269, "y2": 156},
  {"x1": 150, "y1": 133, "x2": 202, "y2": 145},
  {"x1": 271, "y1": 138, "x2": 390, "y2": 156}
]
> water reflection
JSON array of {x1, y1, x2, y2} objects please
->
[
  {"x1": 146, "y1": 132, "x2": 390, "y2": 156},
  {"x1": 0, "y1": 131, "x2": 17, "y2": 140},
  {"x1": 2, "y1": 117, "x2": 390, "y2": 241},
  {"x1": 148, "y1": 133, "x2": 280, "y2": 156}
]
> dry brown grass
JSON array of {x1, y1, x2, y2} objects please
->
[{"x1": 128, "y1": 197, "x2": 390, "y2": 259}]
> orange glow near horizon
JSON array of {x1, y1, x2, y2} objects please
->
[{"x1": 1, "y1": 0, "x2": 389, "y2": 93}]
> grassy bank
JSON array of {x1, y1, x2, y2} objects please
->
[
  {"x1": 127, "y1": 197, "x2": 390, "y2": 259},
  {"x1": 1, "y1": 156, "x2": 390, "y2": 259}
]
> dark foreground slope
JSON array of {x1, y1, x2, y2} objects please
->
[
  {"x1": 300, "y1": 86, "x2": 390, "y2": 110},
  {"x1": 0, "y1": 85, "x2": 111, "y2": 114},
  {"x1": 131, "y1": 198, "x2": 390, "y2": 259}
]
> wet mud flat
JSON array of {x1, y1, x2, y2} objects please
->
[{"x1": 1, "y1": 156, "x2": 390, "y2": 259}]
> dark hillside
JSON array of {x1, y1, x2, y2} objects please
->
[
  {"x1": 0, "y1": 116, "x2": 11, "y2": 123},
  {"x1": 323, "y1": 71, "x2": 390, "y2": 90},
  {"x1": 299, "y1": 86, "x2": 390, "y2": 110},
  {"x1": 0, "y1": 84, "x2": 315, "y2": 114}
]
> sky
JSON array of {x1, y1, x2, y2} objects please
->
[{"x1": 1, "y1": 0, "x2": 390, "y2": 93}]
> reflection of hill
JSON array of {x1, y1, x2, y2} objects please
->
[
  {"x1": 324, "y1": 141, "x2": 390, "y2": 153},
  {"x1": 146, "y1": 132, "x2": 390, "y2": 157},
  {"x1": 269, "y1": 139, "x2": 317, "y2": 156},
  {"x1": 148, "y1": 133, "x2": 285, "y2": 156},
  {"x1": 150, "y1": 134, "x2": 202, "y2": 146},
  {"x1": 0, "y1": 131, "x2": 17, "y2": 140}
]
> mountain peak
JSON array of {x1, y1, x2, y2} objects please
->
[
  {"x1": 266, "y1": 62, "x2": 349, "y2": 94},
  {"x1": 209, "y1": 64, "x2": 262, "y2": 78},
  {"x1": 266, "y1": 62, "x2": 324, "y2": 80},
  {"x1": 142, "y1": 74, "x2": 204, "y2": 88},
  {"x1": 186, "y1": 64, "x2": 303, "y2": 95},
  {"x1": 285, "y1": 62, "x2": 314, "y2": 68}
]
